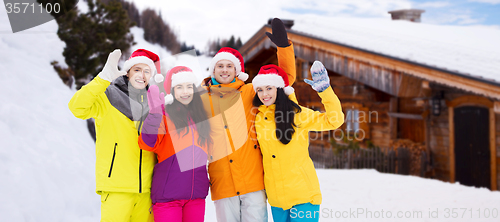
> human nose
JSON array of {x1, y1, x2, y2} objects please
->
[{"x1": 182, "y1": 87, "x2": 190, "y2": 95}]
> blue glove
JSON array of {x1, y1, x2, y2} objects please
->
[{"x1": 304, "y1": 61, "x2": 330, "y2": 92}]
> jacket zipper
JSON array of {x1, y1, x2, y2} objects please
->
[
  {"x1": 138, "y1": 94, "x2": 144, "y2": 193},
  {"x1": 139, "y1": 150, "x2": 143, "y2": 193},
  {"x1": 108, "y1": 143, "x2": 117, "y2": 177}
]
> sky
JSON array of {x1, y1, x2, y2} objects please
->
[
  {"x1": 125, "y1": 0, "x2": 500, "y2": 51},
  {"x1": 1, "y1": 0, "x2": 499, "y2": 51}
]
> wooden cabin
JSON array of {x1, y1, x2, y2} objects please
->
[{"x1": 239, "y1": 18, "x2": 500, "y2": 190}]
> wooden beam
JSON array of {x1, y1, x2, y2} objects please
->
[
  {"x1": 494, "y1": 101, "x2": 500, "y2": 114},
  {"x1": 490, "y1": 108, "x2": 497, "y2": 191},
  {"x1": 389, "y1": 97, "x2": 398, "y2": 140},
  {"x1": 449, "y1": 107, "x2": 455, "y2": 184},
  {"x1": 387, "y1": 112, "x2": 424, "y2": 120},
  {"x1": 446, "y1": 95, "x2": 493, "y2": 108},
  {"x1": 397, "y1": 74, "x2": 424, "y2": 98}
]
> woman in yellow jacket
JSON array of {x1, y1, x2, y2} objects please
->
[{"x1": 252, "y1": 61, "x2": 344, "y2": 222}]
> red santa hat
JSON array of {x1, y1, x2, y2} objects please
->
[
  {"x1": 123, "y1": 49, "x2": 164, "y2": 83},
  {"x1": 163, "y1": 66, "x2": 198, "y2": 105},
  {"x1": 252, "y1": 64, "x2": 294, "y2": 95},
  {"x1": 209, "y1": 47, "x2": 249, "y2": 82}
]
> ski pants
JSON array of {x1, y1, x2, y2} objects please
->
[
  {"x1": 152, "y1": 198, "x2": 206, "y2": 222},
  {"x1": 214, "y1": 189, "x2": 268, "y2": 222},
  {"x1": 271, "y1": 203, "x2": 320, "y2": 222},
  {"x1": 100, "y1": 191, "x2": 154, "y2": 222}
]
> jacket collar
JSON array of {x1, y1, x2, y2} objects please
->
[
  {"x1": 258, "y1": 104, "x2": 276, "y2": 114},
  {"x1": 203, "y1": 77, "x2": 245, "y2": 93},
  {"x1": 105, "y1": 76, "x2": 149, "y2": 122}
]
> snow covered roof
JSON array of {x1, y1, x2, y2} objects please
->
[{"x1": 288, "y1": 15, "x2": 500, "y2": 86}]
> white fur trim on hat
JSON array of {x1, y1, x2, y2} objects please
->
[
  {"x1": 284, "y1": 86, "x2": 295, "y2": 95},
  {"x1": 123, "y1": 56, "x2": 157, "y2": 75},
  {"x1": 237, "y1": 72, "x2": 249, "y2": 82},
  {"x1": 164, "y1": 94, "x2": 174, "y2": 105},
  {"x1": 170, "y1": 71, "x2": 197, "y2": 88},
  {"x1": 252, "y1": 73, "x2": 286, "y2": 90},
  {"x1": 154, "y1": 74, "x2": 164, "y2": 83},
  {"x1": 208, "y1": 52, "x2": 242, "y2": 77}
]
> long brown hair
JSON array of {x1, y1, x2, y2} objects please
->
[
  {"x1": 165, "y1": 84, "x2": 211, "y2": 147},
  {"x1": 253, "y1": 88, "x2": 301, "y2": 145}
]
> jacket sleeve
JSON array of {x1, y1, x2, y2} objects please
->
[
  {"x1": 68, "y1": 76, "x2": 110, "y2": 120},
  {"x1": 277, "y1": 41, "x2": 296, "y2": 85},
  {"x1": 297, "y1": 86, "x2": 344, "y2": 131}
]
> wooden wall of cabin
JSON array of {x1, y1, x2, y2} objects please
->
[
  {"x1": 294, "y1": 66, "x2": 391, "y2": 149},
  {"x1": 398, "y1": 98, "x2": 426, "y2": 143}
]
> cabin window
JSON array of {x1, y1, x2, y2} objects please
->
[
  {"x1": 302, "y1": 61, "x2": 309, "y2": 79},
  {"x1": 346, "y1": 109, "x2": 360, "y2": 133}
]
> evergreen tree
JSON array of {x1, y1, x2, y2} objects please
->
[
  {"x1": 40, "y1": 0, "x2": 134, "y2": 89},
  {"x1": 141, "y1": 8, "x2": 181, "y2": 54},
  {"x1": 235, "y1": 37, "x2": 243, "y2": 50},
  {"x1": 226, "y1": 35, "x2": 235, "y2": 49}
]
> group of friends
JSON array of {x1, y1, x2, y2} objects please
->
[{"x1": 68, "y1": 18, "x2": 344, "y2": 222}]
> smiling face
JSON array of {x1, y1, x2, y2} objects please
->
[
  {"x1": 127, "y1": 63, "x2": 151, "y2": 89},
  {"x1": 213, "y1": 60, "x2": 236, "y2": 84},
  {"x1": 173, "y1": 82, "x2": 194, "y2": 105},
  {"x1": 256, "y1": 85, "x2": 278, "y2": 106}
]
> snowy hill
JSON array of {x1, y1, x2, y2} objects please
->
[{"x1": 1, "y1": 8, "x2": 500, "y2": 222}]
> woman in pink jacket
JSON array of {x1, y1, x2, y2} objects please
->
[{"x1": 139, "y1": 66, "x2": 211, "y2": 222}]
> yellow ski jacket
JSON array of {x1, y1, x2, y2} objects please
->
[
  {"x1": 68, "y1": 76, "x2": 156, "y2": 194},
  {"x1": 255, "y1": 86, "x2": 344, "y2": 210}
]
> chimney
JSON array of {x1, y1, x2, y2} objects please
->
[
  {"x1": 388, "y1": 9, "x2": 425, "y2": 23},
  {"x1": 268, "y1": 19, "x2": 294, "y2": 29}
]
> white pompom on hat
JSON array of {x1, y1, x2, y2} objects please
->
[
  {"x1": 209, "y1": 47, "x2": 248, "y2": 82},
  {"x1": 163, "y1": 66, "x2": 198, "y2": 105},
  {"x1": 252, "y1": 64, "x2": 294, "y2": 95},
  {"x1": 122, "y1": 49, "x2": 163, "y2": 82}
]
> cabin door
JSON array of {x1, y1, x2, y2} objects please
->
[{"x1": 454, "y1": 106, "x2": 490, "y2": 188}]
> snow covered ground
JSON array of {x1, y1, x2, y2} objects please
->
[{"x1": 1, "y1": 7, "x2": 500, "y2": 222}]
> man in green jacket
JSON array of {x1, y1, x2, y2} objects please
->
[{"x1": 69, "y1": 49, "x2": 160, "y2": 221}]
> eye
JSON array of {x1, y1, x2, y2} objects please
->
[
  {"x1": 267, "y1": 87, "x2": 272, "y2": 91},
  {"x1": 144, "y1": 70, "x2": 150, "y2": 74}
]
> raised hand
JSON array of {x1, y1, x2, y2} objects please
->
[
  {"x1": 147, "y1": 85, "x2": 165, "y2": 114},
  {"x1": 304, "y1": 61, "x2": 330, "y2": 93},
  {"x1": 98, "y1": 49, "x2": 127, "y2": 82},
  {"x1": 265, "y1": 18, "x2": 290, "y2": 47}
]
